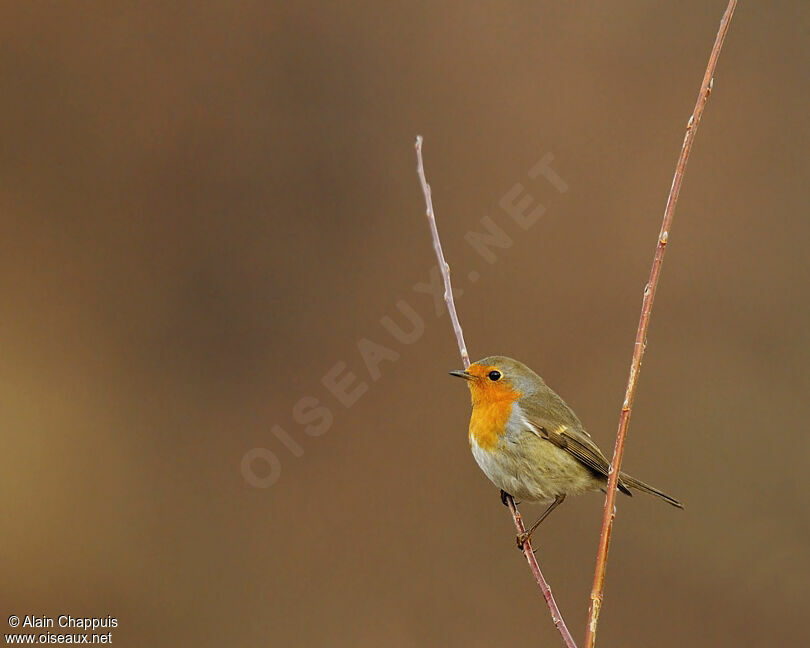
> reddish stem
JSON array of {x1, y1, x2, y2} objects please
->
[{"x1": 584, "y1": 2, "x2": 738, "y2": 646}]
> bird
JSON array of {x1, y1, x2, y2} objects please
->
[{"x1": 450, "y1": 355, "x2": 682, "y2": 547}]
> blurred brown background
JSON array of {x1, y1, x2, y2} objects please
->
[{"x1": 1, "y1": 2, "x2": 808, "y2": 646}]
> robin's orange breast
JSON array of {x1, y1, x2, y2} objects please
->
[{"x1": 469, "y1": 390, "x2": 522, "y2": 451}]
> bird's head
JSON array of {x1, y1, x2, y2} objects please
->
[{"x1": 450, "y1": 355, "x2": 543, "y2": 406}]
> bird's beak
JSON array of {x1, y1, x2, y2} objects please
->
[{"x1": 449, "y1": 370, "x2": 476, "y2": 381}]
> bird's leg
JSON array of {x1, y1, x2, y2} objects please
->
[
  {"x1": 516, "y1": 495, "x2": 566, "y2": 549},
  {"x1": 500, "y1": 490, "x2": 512, "y2": 507}
]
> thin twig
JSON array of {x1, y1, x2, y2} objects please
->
[
  {"x1": 414, "y1": 137, "x2": 470, "y2": 370},
  {"x1": 584, "y1": 3, "x2": 738, "y2": 647},
  {"x1": 505, "y1": 495, "x2": 579, "y2": 648},
  {"x1": 415, "y1": 135, "x2": 578, "y2": 648}
]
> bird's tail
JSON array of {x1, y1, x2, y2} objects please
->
[{"x1": 619, "y1": 472, "x2": 684, "y2": 509}]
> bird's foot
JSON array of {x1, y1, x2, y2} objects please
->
[{"x1": 516, "y1": 531, "x2": 532, "y2": 551}]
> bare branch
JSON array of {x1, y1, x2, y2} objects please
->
[
  {"x1": 414, "y1": 137, "x2": 470, "y2": 369},
  {"x1": 506, "y1": 495, "x2": 579, "y2": 648},
  {"x1": 584, "y1": 3, "x2": 738, "y2": 646},
  {"x1": 415, "y1": 135, "x2": 577, "y2": 648}
]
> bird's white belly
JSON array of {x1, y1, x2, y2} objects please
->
[
  {"x1": 470, "y1": 436, "x2": 556, "y2": 503},
  {"x1": 470, "y1": 434, "x2": 598, "y2": 503}
]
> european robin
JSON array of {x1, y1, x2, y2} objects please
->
[{"x1": 451, "y1": 356, "x2": 682, "y2": 547}]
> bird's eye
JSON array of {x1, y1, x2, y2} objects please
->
[{"x1": 488, "y1": 370, "x2": 501, "y2": 381}]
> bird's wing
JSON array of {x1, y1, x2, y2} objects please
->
[{"x1": 521, "y1": 399, "x2": 632, "y2": 495}]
